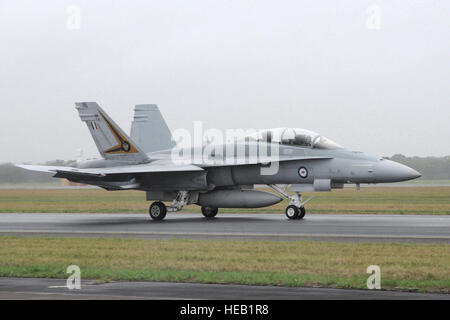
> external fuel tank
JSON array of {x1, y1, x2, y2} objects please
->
[{"x1": 197, "y1": 190, "x2": 282, "y2": 208}]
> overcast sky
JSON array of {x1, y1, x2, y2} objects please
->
[{"x1": 0, "y1": 0, "x2": 449, "y2": 163}]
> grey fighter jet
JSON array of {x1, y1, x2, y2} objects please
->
[{"x1": 17, "y1": 102, "x2": 421, "y2": 220}]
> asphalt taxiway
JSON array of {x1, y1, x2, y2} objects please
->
[
  {"x1": 0, "y1": 212, "x2": 449, "y2": 243},
  {"x1": 1, "y1": 213, "x2": 449, "y2": 243},
  {"x1": 0, "y1": 277, "x2": 448, "y2": 300},
  {"x1": 1, "y1": 213, "x2": 449, "y2": 300}
]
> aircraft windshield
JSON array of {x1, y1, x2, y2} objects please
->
[
  {"x1": 313, "y1": 135, "x2": 343, "y2": 149},
  {"x1": 247, "y1": 128, "x2": 343, "y2": 150}
]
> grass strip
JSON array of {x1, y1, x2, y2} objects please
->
[
  {"x1": 0, "y1": 236, "x2": 448, "y2": 293},
  {"x1": 1, "y1": 187, "x2": 449, "y2": 214}
]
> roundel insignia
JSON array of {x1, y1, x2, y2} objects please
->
[
  {"x1": 298, "y1": 167, "x2": 308, "y2": 178},
  {"x1": 122, "y1": 141, "x2": 131, "y2": 152}
]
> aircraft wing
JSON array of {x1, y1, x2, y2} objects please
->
[
  {"x1": 16, "y1": 161, "x2": 204, "y2": 177},
  {"x1": 16, "y1": 161, "x2": 207, "y2": 191}
]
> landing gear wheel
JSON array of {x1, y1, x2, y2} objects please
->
[
  {"x1": 298, "y1": 207, "x2": 306, "y2": 219},
  {"x1": 201, "y1": 206, "x2": 218, "y2": 218},
  {"x1": 149, "y1": 201, "x2": 167, "y2": 221},
  {"x1": 285, "y1": 205, "x2": 299, "y2": 220}
]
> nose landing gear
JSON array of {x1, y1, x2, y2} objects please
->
[{"x1": 268, "y1": 184, "x2": 312, "y2": 220}]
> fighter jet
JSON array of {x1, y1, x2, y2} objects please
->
[{"x1": 17, "y1": 102, "x2": 421, "y2": 220}]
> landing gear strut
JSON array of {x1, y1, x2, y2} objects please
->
[
  {"x1": 268, "y1": 184, "x2": 312, "y2": 220},
  {"x1": 201, "y1": 206, "x2": 218, "y2": 218},
  {"x1": 148, "y1": 191, "x2": 193, "y2": 221},
  {"x1": 149, "y1": 201, "x2": 167, "y2": 221}
]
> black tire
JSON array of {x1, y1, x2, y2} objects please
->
[
  {"x1": 285, "y1": 205, "x2": 299, "y2": 220},
  {"x1": 297, "y1": 207, "x2": 306, "y2": 219},
  {"x1": 201, "y1": 206, "x2": 218, "y2": 218},
  {"x1": 149, "y1": 201, "x2": 167, "y2": 221}
]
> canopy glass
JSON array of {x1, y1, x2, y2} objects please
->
[{"x1": 247, "y1": 128, "x2": 343, "y2": 150}]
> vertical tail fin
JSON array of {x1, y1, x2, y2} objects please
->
[
  {"x1": 130, "y1": 104, "x2": 175, "y2": 153},
  {"x1": 75, "y1": 102, "x2": 149, "y2": 163}
]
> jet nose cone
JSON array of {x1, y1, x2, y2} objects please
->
[
  {"x1": 375, "y1": 160, "x2": 421, "y2": 183},
  {"x1": 409, "y1": 168, "x2": 422, "y2": 180}
]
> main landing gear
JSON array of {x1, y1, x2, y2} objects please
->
[
  {"x1": 149, "y1": 201, "x2": 219, "y2": 221},
  {"x1": 149, "y1": 191, "x2": 221, "y2": 221},
  {"x1": 201, "y1": 206, "x2": 218, "y2": 218},
  {"x1": 149, "y1": 191, "x2": 190, "y2": 221},
  {"x1": 268, "y1": 184, "x2": 313, "y2": 220},
  {"x1": 149, "y1": 201, "x2": 167, "y2": 221}
]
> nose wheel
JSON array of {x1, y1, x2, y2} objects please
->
[{"x1": 285, "y1": 205, "x2": 306, "y2": 220}]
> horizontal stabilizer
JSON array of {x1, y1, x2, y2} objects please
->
[{"x1": 15, "y1": 164, "x2": 81, "y2": 174}]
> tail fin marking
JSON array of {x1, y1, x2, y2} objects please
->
[{"x1": 76, "y1": 102, "x2": 149, "y2": 163}]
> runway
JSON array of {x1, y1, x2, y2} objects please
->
[
  {"x1": 0, "y1": 277, "x2": 448, "y2": 300},
  {"x1": 0, "y1": 213, "x2": 449, "y2": 243}
]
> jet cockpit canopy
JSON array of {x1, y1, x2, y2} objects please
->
[{"x1": 247, "y1": 128, "x2": 343, "y2": 150}]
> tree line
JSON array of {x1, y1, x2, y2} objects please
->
[{"x1": 386, "y1": 154, "x2": 450, "y2": 180}]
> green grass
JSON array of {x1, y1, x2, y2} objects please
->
[
  {"x1": 0, "y1": 187, "x2": 449, "y2": 214},
  {"x1": 0, "y1": 236, "x2": 449, "y2": 293}
]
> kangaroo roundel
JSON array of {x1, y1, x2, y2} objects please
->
[
  {"x1": 298, "y1": 167, "x2": 308, "y2": 178},
  {"x1": 122, "y1": 141, "x2": 130, "y2": 152}
]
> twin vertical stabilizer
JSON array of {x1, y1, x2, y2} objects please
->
[
  {"x1": 75, "y1": 102, "x2": 149, "y2": 163},
  {"x1": 130, "y1": 104, "x2": 175, "y2": 153}
]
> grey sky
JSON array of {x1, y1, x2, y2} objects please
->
[{"x1": 0, "y1": 0, "x2": 449, "y2": 163}]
